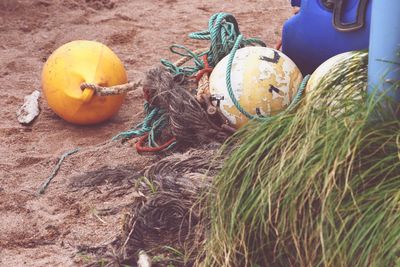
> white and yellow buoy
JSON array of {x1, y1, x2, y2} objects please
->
[
  {"x1": 209, "y1": 46, "x2": 302, "y2": 128},
  {"x1": 306, "y1": 51, "x2": 356, "y2": 93},
  {"x1": 305, "y1": 51, "x2": 365, "y2": 116}
]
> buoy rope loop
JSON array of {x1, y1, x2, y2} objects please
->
[
  {"x1": 80, "y1": 81, "x2": 141, "y2": 96},
  {"x1": 225, "y1": 34, "x2": 254, "y2": 119},
  {"x1": 225, "y1": 34, "x2": 310, "y2": 121}
]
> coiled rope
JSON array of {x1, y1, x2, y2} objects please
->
[
  {"x1": 161, "y1": 12, "x2": 266, "y2": 76},
  {"x1": 162, "y1": 12, "x2": 309, "y2": 122}
]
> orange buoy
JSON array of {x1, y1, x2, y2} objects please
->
[{"x1": 42, "y1": 40, "x2": 128, "y2": 125}]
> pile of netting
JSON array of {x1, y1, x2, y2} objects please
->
[
  {"x1": 117, "y1": 144, "x2": 223, "y2": 266},
  {"x1": 104, "y1": 12, "x2": 268, "y2": 266},
  {"x1": 113, "y1": 13, "x2": 266, "y2": 153}
]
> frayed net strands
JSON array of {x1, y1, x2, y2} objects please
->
[
  {"x1": 143, "y1": 67, "x2": 231, "y2": 147},
  {"x1": 118, "y1": 144, "x2": 223, "y2": 266}
]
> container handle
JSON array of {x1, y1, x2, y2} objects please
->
[{"x1": 327, "y1": 0, "x2": 369, "y2": 32}]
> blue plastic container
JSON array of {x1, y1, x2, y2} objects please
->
[
  {"x1": 368, "y1": 0, "x2": 400, "y2": 114},
  {"x1": 282, "y1": 0, "x2": 372, "y2": 75}
]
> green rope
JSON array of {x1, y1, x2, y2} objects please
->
[
  {"x1": 161, "y1": 12, "x2": 307, "y2": 122},
  {"x1": 287, "y1": 74, "x2": 310, "y2": 112},
  {"x1": 161, "y1": 45, "x2": 207, "y2": 76},
  {"x1": 112, "y1": 102, "x2": 156, "y2": 140},
  {"x1": 112, "y1": 102, "x2": 176, "y2": 150},
  {"x1": 225, "y1": 33, "x2": 310, "y2": 121},
  {"x1": 225, "y1": 35, "x2": 254, "y2": 119},
  {"x1": 38, "y1": 148, "x2": 80, "y2": 194},
  {"x1": 116, "y1": 12, "x2": 263, "y2": 152},
  {"x1": 115, "y1": 13, "x2": 303, "y2": 152},
  {"x1": 161, "y1": 12, "x2": 266, "y2": 76}
]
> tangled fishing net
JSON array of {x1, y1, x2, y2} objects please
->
[
  {"x1": 141, "y1": 67, "x2": 230, "y2": 146},
  {"x1": 97, "y1": 12, "x2": 267, "y2": 266},
  {"x1": 117, "y1": 144, "x2": 223, "y2": 266},
  {"x1": 113, "y1": 13, "x2": 265, "y2": 152}
]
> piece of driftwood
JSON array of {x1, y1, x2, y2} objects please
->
[{"x1": 17, "y1": 90, "x2": 41, "y2": 124}]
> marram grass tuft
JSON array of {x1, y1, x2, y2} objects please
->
[{"x1": 198, "y1": 51, "x2": 400, "y2": 267}]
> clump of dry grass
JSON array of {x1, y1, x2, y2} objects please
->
[{"x1": 199, "y1": 51, "x2": 400, "y2": 267}]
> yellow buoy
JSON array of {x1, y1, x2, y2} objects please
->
[
  {"x1": 209, "y1": 46, "x2": 303, "y2": 128},
  {"x1": 42, "y1": 40, "x2": 127, "y2": 125}
]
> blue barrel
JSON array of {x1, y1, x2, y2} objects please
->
[
  {"x1": 282, "y1": 0, "x2": 372, "y2": 75},
  {"x1": 368, "y1": 0, "x2": 400, "y2": 114}
]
